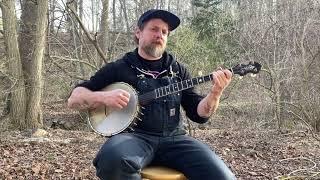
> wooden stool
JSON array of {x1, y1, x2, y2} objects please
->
[{"x1": 141, "y1": 166, "x2": 187, "y2": 180}]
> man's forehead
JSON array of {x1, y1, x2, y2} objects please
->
[{"x1": 145, "y1": 18, "x2": 169, "y2": 29}]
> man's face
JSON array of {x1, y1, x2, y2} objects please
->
[{"x1": 136, "y1": 18, "x2": 169, "y2": 58}]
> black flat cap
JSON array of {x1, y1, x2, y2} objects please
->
[{"x1": 138, "y1": 9, "x2": 180, "y2": 31}]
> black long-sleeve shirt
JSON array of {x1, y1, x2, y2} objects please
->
[{"x1": 77, "y1": 49, "x2": 208, "y2": 124}]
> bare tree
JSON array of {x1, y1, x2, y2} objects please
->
[
  {"x1": 98, "y1": 0, "x2": 110, "y2": 66},
  {"x1": 66, "y1": 0, "x2": 78, "y2": 37},
  {"x1": 18, "y1": 0, "x2": 48, "y2": 129},
  {"x1": 1, "y1": 0, "x2": 27, "y2": 129},
  {"x1": 119, "y1": 0, "x2": 130, "y2": 39},
  {"x1": 49, "y1": 0, "x2": 56, "y2": 34},
  {"x1": 234, "y1": 0, "x2": 320, "y2": 132}
]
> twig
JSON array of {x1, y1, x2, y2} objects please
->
[
  {"x1": 310, "y1": 171, "x2": 320, "y2": 178},
  {"x1": 279, "y1": 156, "x2": 317, "y2": 177},
  {"x1": 50, "y1": 55, "x2": 98, "y2": 70},
  {"x1": 66, "y1": 2, "x2": 108, "y2": 63},
  {"x1": 283, "y1": 102, "x2": 320, "y2": 142},
  {"x1": 51, "y1": 60, "x2": 86, "y2": 80}
]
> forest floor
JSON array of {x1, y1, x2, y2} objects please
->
[{"x1": 0, "y1": 103, "x2": 320, "y2": 180}]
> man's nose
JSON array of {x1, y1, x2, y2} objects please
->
[{"x1": 155, "y1": 31, "x2": 164, "y2": 38}]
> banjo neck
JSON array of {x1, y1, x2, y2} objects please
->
[
  {"x1": 138, "y1": 74, "x2": 213, "y2": 105},
  {"x1": 138, "y1": 61, "x2": 262, "y2": 105}
]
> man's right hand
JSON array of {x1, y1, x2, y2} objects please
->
[
  {"x1": 67, "y1": 87, "x2": 130, "y2": 110},
  {"x1": 94, "y1": 89, "x2": 130, "y2": 109}
]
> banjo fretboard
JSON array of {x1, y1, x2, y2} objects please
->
[{"x1": 138, "y1": 74, "x2": 213, "y2": 105}]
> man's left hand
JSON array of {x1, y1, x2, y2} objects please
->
[{"x1": 210, "y1": 69, "x2": 232, "y2": 97}]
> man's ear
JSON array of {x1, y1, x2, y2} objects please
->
[{"x1": 134, "y1": 27, "x2": 141, "y2": 43}]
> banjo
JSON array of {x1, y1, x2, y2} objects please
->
[{"x1": 88, "y1": 62, "x2": 262, "y2": 136}]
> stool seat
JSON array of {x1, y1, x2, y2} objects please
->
[{"x1": 141, "y1": 166, "x2": 187, "y2": 180}]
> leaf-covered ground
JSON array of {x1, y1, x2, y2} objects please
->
[{"x1": 1, "y1": 127, "x2": 319, "y2": 180}]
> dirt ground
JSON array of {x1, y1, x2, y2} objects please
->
[
  {"x1": 0, "y1": 103, "x2": 319, "y2": 180},
  {"x1": 1, "y1": 128, "x2": 319, "y2": 180}
]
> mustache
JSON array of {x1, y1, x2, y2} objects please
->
[
  {"x1": 151, "y1": 41, "x2": 163, "y2": 46},
  {"x1": 152, "y1": 39, "x2": 163, "y2": 43}
]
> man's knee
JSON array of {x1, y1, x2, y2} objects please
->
[
  {"x1": 93, "y1": 147, "x2": 141, "y2": 178},
  {"x1": 216, "y1": 170, "x2": 237, "y2": 180},
  {"x1": 207, "y1": 159, "x2": 236, "y2": 180},
  {"x1": 204, "y1": 150, "x2": 237, "y2": 180}
]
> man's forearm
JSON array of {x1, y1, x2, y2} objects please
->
[
  {"x1": 67, "y1": 87, "x2": 98, "y2": 110},
  {"x1": 197, "y1": 92, "x2": 221, "y2": 118}
]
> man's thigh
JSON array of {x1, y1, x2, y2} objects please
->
[
  {"x1": 93, "y1": 133, "x2": 155, "y2": 176},
  {"x1": 155, "y1": 135, "x2": 236, "y2": 180}
]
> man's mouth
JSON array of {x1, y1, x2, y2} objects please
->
[{"x1": 152, "y1": 41, "x2": 163, "y2": 46}]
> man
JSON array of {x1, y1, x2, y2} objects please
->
[{"x1": 68, "y1": 9, "x2": 236, "y2": 180}]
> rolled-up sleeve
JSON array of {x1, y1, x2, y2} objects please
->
[{"x1": 179, "y1": 64, "x2": 209, "y2": 124}]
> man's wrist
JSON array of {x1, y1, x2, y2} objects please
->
[
  {"x1": 90, "y1": 91, "x2": 103, "y2": 104},
  {"x1": 208, "y1": 89, "x2": 222, "y2": 100}
]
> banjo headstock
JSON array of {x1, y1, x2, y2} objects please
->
[{"x1": 229, "y1": 61, "x2": 262, "y2": 76}]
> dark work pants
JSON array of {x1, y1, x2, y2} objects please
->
[{"x1": 93, "y1": 132, "x2": 236, "y2": 180}]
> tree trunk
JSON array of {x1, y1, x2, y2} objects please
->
[
  {"x1": 98, "y1": 0, "x2": 110, "y2": 66},
  {"x1": 67, "y1": 0, "x2": 78, "y2": 40},
  {"x1": 1, "y1": 0, "x2": 27, "y2": 129},
  {"x1": 78, "y1": 0, "x2": 85, "y2": 76},
  {"x1": 49, "y1": 0, "x2": 56, "y2": 34},
  {"x1": 79, "y1": 0, "x2": 84, "y2": 33},
  {"x1": 26, "y1": 0, "x2": 48, "y2": 128},
  {"x1": 119, "y1": 0, "x2": 131, "y2": 40},
  {"x1": 176, "y1": 0, "x2": 181, "y2": 16},
  {"x1": 91, "y1": 0, "x2": 96, "y2": 32},
  {"x1": 112, "y1": 0, "x2": 117, "y2": 31},
  {"x1": 19, "y1": 0, "x2": 48, "y2": 129}
]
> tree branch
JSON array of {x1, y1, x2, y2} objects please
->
[
  {"x1": 50, "y1": 55, "x2": 98, "y2": 70},
  {"x1": 66, "y1": 2, "x2": 108, "y2": 64}
]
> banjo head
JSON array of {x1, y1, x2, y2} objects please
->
[{"x1": 88, "y1": 82, "x2": 139, "y2": 137}]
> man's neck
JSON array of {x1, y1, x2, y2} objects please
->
[{"x1": 138, "y1": 48, "x2": 162, "y2": 61}]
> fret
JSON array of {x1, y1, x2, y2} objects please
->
[
  {"x1": 173, "y1": 83, "x2": 178, "y2": 92},
  {"x1": 170, "y1": 84, "x2": 174, "y2": 93},
  {"x1": 155, "y1": 88, "x2": 159, "y2": 98},
  {"x1": 162, "y1": 87, "x2": 166, "y2": 96},
  {"x1": 178, "y1": 81, "x2": 183, "y2": 90},
  {"x1": 187, "y1": 79, "x2": 193, "y2": 87},
  {"x1": 182, "y1": 80, "x2": 188, "y2": 89},
  {"x1": 166, "y1": 86, "x2": 170, "y2": 94},
  {"x1": 192, "y1": 78, "x2": 198, "y2": 85},
  {"x1": 204, "y1": 75, "x2": 211, "y2": 82}
]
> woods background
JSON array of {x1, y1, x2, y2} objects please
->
[
  {"x1": 0, "y1": 0, "x2": 319, "y2": 134},
  {"x1": 0, "y1": 0, "x2": 320, "y2": 179}
]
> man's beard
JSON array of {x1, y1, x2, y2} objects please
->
[{"x1": 143, "y1": 42, "x2": 166, "y2": 58}]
